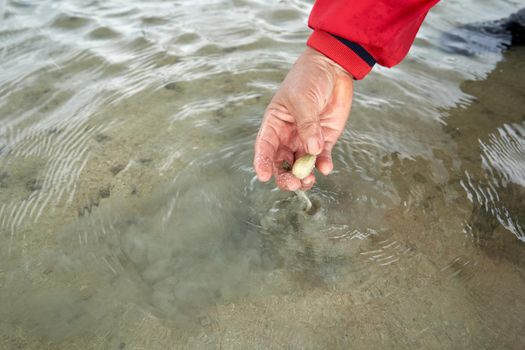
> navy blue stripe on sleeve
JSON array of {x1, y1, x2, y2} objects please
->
[{"x1": 331, "y1": 34, "x2": 376, "y2": 67}]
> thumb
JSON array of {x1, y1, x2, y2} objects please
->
[{"x1": 295, "y1": 108, "x2": 324, "y2": 155}]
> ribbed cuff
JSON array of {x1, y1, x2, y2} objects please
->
[{"x1": 307, "y1": 29, "x2": 374, "y2": 80}]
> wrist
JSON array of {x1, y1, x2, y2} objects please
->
[
  {"x1": 304, "y1": 46, "x2": 354, "y2": 80},
  {"x1": 307, "y1": 30, "x2": 372, "y2": 80}
]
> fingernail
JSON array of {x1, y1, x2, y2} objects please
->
[
  {"x1": 307, "y1": 138, "x2": 321, "y2": 155},
  {"x1": 319, "y1": 163, "x2": 333, "y2": 175},
  {"x1": 257, "y1": 172, "x2": 271, "y2": 182}
]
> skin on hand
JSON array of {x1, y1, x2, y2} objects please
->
[{"x1": 253, "y1": 47, "x2": 354, "y2": 191}]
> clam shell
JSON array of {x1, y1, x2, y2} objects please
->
[{"x1": 292, "y1": 154, "x2": 316, "y2": 179}]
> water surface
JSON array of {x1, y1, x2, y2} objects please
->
[{"x1": 1, "y1": 0, "x2": 525, "y2": 349}]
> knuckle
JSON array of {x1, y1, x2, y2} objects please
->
[{"x1": 297, "y1": 119, "x2": 320, "y2": 131}]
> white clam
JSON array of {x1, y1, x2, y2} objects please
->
[{"x1": 292, "y1": 154, "x2": 316, "y2": 179}]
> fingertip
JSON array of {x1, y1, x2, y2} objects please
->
[
  {"x1": 316, "y1": 158, "x2": 333, "y2": 175},
  {"x1": 301, "y1": 174, "x2": 316, "y2": 190},
  {"x1": 276, "y1": 172, "x2": 301, "y2": 191},
  {"x1": 254, "y1": 155, "x2": 273, "y2": 182},
  {"x1": 257, "y1": 172, "x2": 272, "y2": 182},
  {"x1": 302, "y1": 174, "x2": 315, "y2": 184},
  {"x1": 288, "y1": 181, "x2": 301, "y2": 191}
]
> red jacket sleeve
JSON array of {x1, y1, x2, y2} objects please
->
[{"x1": 307, "y1": 0, "x2": 440, "y2": 79}]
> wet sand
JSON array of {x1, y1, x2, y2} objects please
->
[{"x1": 1, "y1": 1, "x2": 525, "y2": 349}]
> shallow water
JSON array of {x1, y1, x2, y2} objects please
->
[{"x1": 1, "y1": 0, "x2": 525, "y2": 349}]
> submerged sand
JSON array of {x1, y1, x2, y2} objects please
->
[{"x1": 1, "y1": 1, "x2": 524, "y2": 349}]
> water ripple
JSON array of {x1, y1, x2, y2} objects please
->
[
  {"x1": 461, "y1": 122, "x2": 525, "y2": 242},
  {"x1": 1, "y1": 0, "x2": 524, "y2": 347}
]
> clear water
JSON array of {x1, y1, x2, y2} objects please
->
[{"x1": 1, "y1": 0, "x2": 525, "y2": 349}]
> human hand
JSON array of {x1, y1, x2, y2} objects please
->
[{"x1": 253, "y1": 47, "x2": 354, "y2": 191}]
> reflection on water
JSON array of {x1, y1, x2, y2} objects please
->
[{"x1": 1, "y1": 0, "x2": 525, "y2": 349}]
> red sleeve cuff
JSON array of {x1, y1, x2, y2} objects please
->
[{"x1": 307, "y1": 29, "x2": 374, "y2": 80}]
